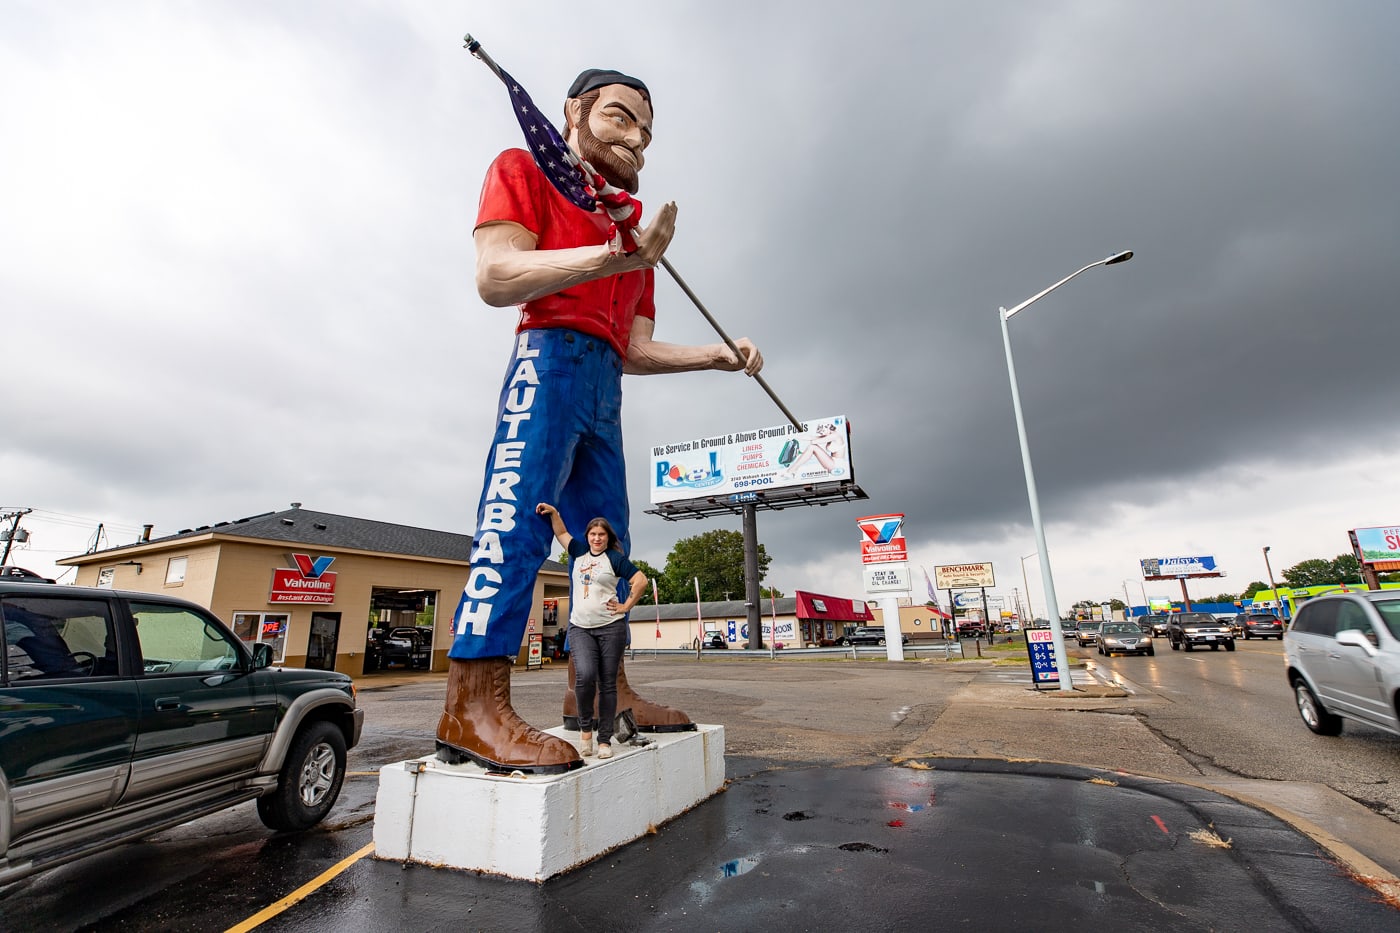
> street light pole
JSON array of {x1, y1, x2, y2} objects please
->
[
  {"x1": 999, "y1": 251, "x2": 1133, "y2": 692},
  {"x1": 1020, "y1": 552, "x2": 1037, "y2": 620},
  {"x1": 1263, "y1": 546, "x2": 1283, "y2": 618}
]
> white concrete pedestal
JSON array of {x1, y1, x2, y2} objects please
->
[{"x1": 372, "y1": 724, "x2": 725, "y2": 881}]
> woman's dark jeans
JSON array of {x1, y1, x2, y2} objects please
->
[{"x1": 569, "y1": 618, "x2": 628, "y2": 744}]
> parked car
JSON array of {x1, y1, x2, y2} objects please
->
[
  {"x1": 841, "y1": 626, "x2": 909, "y2": 646},
  {"x1": 376, "y1": 626, "x2": 430, "y2": 668},
  {"x1": 1234, "y1": 611, "x2": 1285, "y2": 640},
  {"x1": 1284, "y1": 591, "x2": 1400, "y2": 738},
  {"x1": 956, "y1": 620, "x2": 985, "y2": 638},
  {"x1": 0, "y1": 580, "x2": 363, "y2": 885},
  {"x1": 702, "y1": 632, "x2": 729, "y2": 649},
  {"x1": 1167, "y1": 612, "x2": 1235, "y2": 651},
  {"x1": 1074, "y1": 621, "x2": 1102, "y2": 647},
  {"x1": 1097, "y1": 622, "x2": 1155, "y2": 656}
]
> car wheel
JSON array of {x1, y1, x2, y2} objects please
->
[
  {"x1": 1170, "y1": 638, "x2": 1180, "y2": 651},
  {"x1": 878, "y1": 638, "x2": 887, "y2": 646},
  {"x1": 1147, "y1": 645, "x2": 1155, "y2": 656},
  {"x1": 1225, "y1": 641, "x2": 1235, "y2": 652},
  {"x1": 1293, "y1": 679, "x2": 1343, "y2": 736},
  {"x1": 258, "y1": 720, "x2": 348, "y2": 832},
  {"x1": 1244, "y1": 633, "x2": 1251, "y2": 640},
  {"x1": 1183, "y1": 642, "x2": 1192, "y2": 651},
  {"x1": 841, "y1": 638, "x2": 852, "y2": 646}
]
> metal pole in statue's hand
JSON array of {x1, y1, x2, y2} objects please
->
[{"x1": 658, "y1": 258, "x2": 802, "y2": 431}]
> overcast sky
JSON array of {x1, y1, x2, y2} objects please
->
[{"x1": 5, "y1": 1, "x2": 1397, "y2": 615}]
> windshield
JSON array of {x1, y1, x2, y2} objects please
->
[
  {"x1": 1373, "y1": 599, "x2": 1400, "y2": 640},
  {"x1": 1177, "y1": 613, "x2": 1216, "y2": 625},
  {"x1": 1078, "y1": 622, "x2": 1101, "y2": 631},
  {"x1": 1102, "y1": 624, "x2": 1139, "y2": 635}
]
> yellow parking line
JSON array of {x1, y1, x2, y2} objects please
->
[{"x1": 224, "y1": 840, "x2": 375, "y2": 933}]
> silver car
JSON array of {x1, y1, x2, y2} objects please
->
[{"x1": 1284, "y1": 591, "x2": 1400, "y2": 737}]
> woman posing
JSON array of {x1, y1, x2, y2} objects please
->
[{"x1": 536, "y1": 503, "x2": 647, "y2": 759}]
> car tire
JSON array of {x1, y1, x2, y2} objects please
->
[
  {"x1": 1183, "y1": 642, "x2": 1192, "y2": 651},
  {"x1": 1225, "y1": 641, "x2": 1235, "y2": 652},
  {"x1": 257, "y1": 720, "x2": 348, "y2": 832},
  {"x1": 1170, "y1": 638, "x2": 1180, "y2": 651},
  {"x1": 1147, "y1": 644, "x2": 1155, "y2": 656},
  {"x1": 841, "y1": 638, "x2": 852, "y2": 646},
  {"x1": 1293, "y1": 679, "x2": 1343, "y2": 736},
  {"x1": 878, "y1": 638, "x2": 887, "y2": 646}
]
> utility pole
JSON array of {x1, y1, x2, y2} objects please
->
[{"x1": 1, "y1": 508, "x2": 33, "y2": 566}]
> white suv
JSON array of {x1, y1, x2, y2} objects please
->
[{"x1": 1284, "y1": 592, "x2": 1400, "y2": 737}]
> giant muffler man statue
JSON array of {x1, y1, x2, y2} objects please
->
[{"x1": 438, "y1": 68, "x2": 763, "y2": 773}]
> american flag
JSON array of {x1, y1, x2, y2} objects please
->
[{"x1": 496, "y1": 67, "x2": 640, "y2": 247}]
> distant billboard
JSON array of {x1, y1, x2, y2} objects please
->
[
  {"x1": 1140, "y1": 555, "x2": 1219, "y2": 578},
  {"x1": 649, "y1": 415, "x2": 852, "y2": 506},
  {"x1": 1353, "y1": 526, "x2": 1400, "y2": 563},
  {"x1": 934, "y1": 562, "x2": 996, "y2": 589}
]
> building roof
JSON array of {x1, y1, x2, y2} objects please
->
[
  {"x1": 62, "y1": 505, "x2": 566, "y2": 574},
  {"x1": 637, "y1": 589, "x2": 872, "y2": 622}
]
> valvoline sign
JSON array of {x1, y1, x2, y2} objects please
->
[
  {"x1": 857, "y1": 513, "x2": 907, "y2": 565},
  {"x1": 270, "y1": 553, "x2": 338, "y2": 604}
]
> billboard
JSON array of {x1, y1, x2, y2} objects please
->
[
  {"x1": 1140, "y1": 555, "x2": 1219, "y2": 578},
  {"x1": 1353, "y1": 526, "x2": 1400, "y2": 563},
  {"x1": 934, "y1": 562, "x2": 996, "y2": 589},
  {"x1": 649, "y1": 415, "x2": 852, "y2": 505}
]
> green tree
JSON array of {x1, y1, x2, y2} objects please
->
[
  {"x1": 631, "y1": 559, "x2": 665, "y2": 602},
  {"x1": 1240, "y1": 580, "x2": 1268, "y2": 599},
  {"x1": 1329, "y1": 554, "x2": 1363, "y2": 585},
  {"x1": 1202, "y1": 593, "x2": 1240, "y2": 604},
  {"x1": 1282, "y1": 555, "x2": 1364, "y2": 588},
  {"x1": 759, "y1": 586, "x2": 785, "y2": 599},
  {"x1": 662, "y1": 529, "x2": 770, "y2": 603}
]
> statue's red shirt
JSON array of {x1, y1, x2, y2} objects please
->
[{"x1": 476, "y1": 148, "x2": 656, "y2": 359}]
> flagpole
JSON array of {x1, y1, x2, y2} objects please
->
[{"x1": 463, "y1": 34, "x2": 804, "y2": 432}]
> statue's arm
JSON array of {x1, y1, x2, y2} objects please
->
[
  {"x1": 624, "y1": 316, "x2": 764, "y2": 376},
  {"x1": 474, "y1": 202, "x2": 678, "y2": 307}
]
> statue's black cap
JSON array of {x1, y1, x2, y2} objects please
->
[{"x1": 567, "y1": 68, "x2": 650, "y2": 101}]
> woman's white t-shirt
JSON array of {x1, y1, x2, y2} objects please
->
[{"x1": 567, "y1": 538, "x2": 640, "y2": 629}]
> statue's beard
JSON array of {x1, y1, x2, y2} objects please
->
[{"x1": 574, "y1": 120, "x2": 640, "y2": 194}]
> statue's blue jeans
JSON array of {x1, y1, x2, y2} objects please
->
[{"x1": 448, "y1": 328, "x2": 629, "y2": 660}]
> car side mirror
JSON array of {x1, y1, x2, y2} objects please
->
[
  {"x1": 251, "y1": 642, "x2": 274, "y2": 669},
  {"x1": 1335, "y1": 629, "x2": 1377, "y2": 655}
]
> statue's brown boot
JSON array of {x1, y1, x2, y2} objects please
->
[
  {"x1": 562, "y1": 655, "x2": 696, "y2": 733},
  {"x1": 437, "y1": 657, "x2": 582, "y2": 773}
]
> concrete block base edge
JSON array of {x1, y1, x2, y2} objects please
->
[{"x1": 372, "y1": 724, "x2": 725, "y2": 881}]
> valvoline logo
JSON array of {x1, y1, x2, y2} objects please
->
[
  {"x1": 858, "y1": 515, "x2": 904, "y2": 544},
  {"x1": 291, "y1": 554, "x2": 335, "y2": 578}
]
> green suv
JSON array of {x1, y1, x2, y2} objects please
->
[{"x1": 1, "y1": 581, "x2": 363, "y2": 885}]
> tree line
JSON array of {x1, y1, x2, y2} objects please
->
[{"x1": 1077, "y1": 553, "x2": 1397, "y2": 610}]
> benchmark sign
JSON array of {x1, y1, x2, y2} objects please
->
[{"x1": 934, "y1": 562, "x2": 995, "y2": 589}]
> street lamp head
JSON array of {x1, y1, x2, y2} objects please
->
[
  {"x1": 1105, "y1": 250, "x2": 1134, "y2": 265},
  {"x1": 1264, "y1": 545, "x2": 1271, "y2": 554}
]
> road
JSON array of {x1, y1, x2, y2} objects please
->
[
  {"x1": 1074, "y1": 634, "x2": 1400, "y2": 824},
  {"x1": 4, "y1": 647, "x2": 1398, "y2": 929}
]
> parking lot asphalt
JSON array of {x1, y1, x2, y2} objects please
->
[{"x1": 247, "y1": 659, "x2": 1400, "y2": 932}]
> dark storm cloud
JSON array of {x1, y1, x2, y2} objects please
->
[{"x1": 5, "y1": 2, "x2": 1396, "y2": 598}]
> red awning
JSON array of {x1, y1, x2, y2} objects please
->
[{"x1": 794, "y1": 590, "x2": 874, "y2": 622}]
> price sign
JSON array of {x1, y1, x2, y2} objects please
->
[{"x1": 1024, "y1": 628, "x2": 1060, "y2": 687}]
